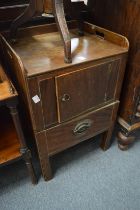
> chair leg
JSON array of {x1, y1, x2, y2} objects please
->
[{"x1": 53, "y1": 0, "x2": 72, "y2": 63}]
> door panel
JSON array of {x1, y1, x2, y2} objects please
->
[{"x1": 55, "y1": 59, "x2": 120, "y2": 122}]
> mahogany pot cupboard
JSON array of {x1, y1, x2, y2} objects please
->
[
  {"x1": 0, "y1": 20, "x2": 129, "y2": 180},
  {"x1": 87, "y1": 0, "x2": 140, "y2": 150}
]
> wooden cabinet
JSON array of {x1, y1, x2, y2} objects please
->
[
  {"x1": 1, "y1": 21, "x2": 129, "y2": 181},
  {"x1": 87, "y1": 0, "x2": 140, "y2": 150}
]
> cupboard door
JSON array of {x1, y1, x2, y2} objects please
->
[{"x1": 55, "y1": 59, "x2": 120, "y2": 122}]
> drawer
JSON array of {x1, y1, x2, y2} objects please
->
[
  {"x1": 55, "y1": 59, "x2": 120, "y2": 122},
  {"x1": 46, "y1": 103, "x2": 116, "y2": 155}
]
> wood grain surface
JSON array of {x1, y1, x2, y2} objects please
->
[
  {"x1": 46, "y1": 103, "x2": 115, "y2": 155},
  {"x1": 7, "y1": 22, "x2": 128, "y2": 76}
]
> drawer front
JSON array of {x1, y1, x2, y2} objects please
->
[
  {"x1": 46, "y1": 103, "x2": 116, "y2": 155},
  {"x1": 56, "y1": 59, "x2": 120, "y2": 122}
]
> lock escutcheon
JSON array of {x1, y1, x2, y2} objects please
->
[{"x1": 61, "y1": 93, "x2": 71, "y2": 102}]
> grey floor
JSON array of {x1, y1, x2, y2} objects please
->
[{"x1": 0, "y1": 131, "x2": 140, "y2": 210}]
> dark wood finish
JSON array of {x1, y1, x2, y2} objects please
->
[
  {"x1": 35, "y1": 131, "x2": 52, "y2": 181},
  {"x1": 100, "y1": 102, "x2": 119, "y2": 150},
  {"x1": 8, "y1": 104, "x2": 37, "y2": 184},
  {"x1": 0, "y1": 1, "x2": 87, "y2": 33},
  {"x1": 55, "y1": 60, "x2": 120, "y2": 122},
  {"x1": 27, "y1": 78, "x2": 45, "y2": 131},
  {"x1": 0, "y1": 0, "x2": 28, "y2": 6},
  {"x1": 0, "y1": 5, "x2": 28, "y2": 22},
  {"x1": 9, "y1": 0, "x2": 73, "y2": 63},
  {"x1": 10, "y1": 0, "x2": 42, "y2": 41},
  {"x1": 39, "y1": 77, "x2": 58, "y2": 128},
  {"x1": 8, "y1": 0, "x2": 87, "y2": 63},
  {"x1": 0, "y1": 1, "x2": 29, "y2": 32},
  {"x1": 6, "y1": 23, "x2": 128, "y2": 76},
  {"x1": 53, "y1": 0, "x2": 71, "y2": 63},
  {"x1": 1, "y1": 22, "x2": 128, "y2": 180},
  {"x1": 46, "y1": 103, "x2": 118, "y2": 155},
  {"x1": 0, "y1": 63, "x2": 37, "y2": 184},
  {"x1": 0, "y1": 107, "x2": 21, "y2": 165},
  {"x1": 117, "y1": 131, "x2": 135, "y2": 151},
  {"x1": 87, "y1": 0, "x2": 140, "y2": 149}
]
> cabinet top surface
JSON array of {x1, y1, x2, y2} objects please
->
[{"x1": 8, "y1": 23, "x2": 128, "y2": 77}]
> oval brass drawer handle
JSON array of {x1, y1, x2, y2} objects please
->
[
  {"x1": 73, "y1": 119, "x2": 93, "y2": 135},
  {"x1": 61, "y1": 94, "x2": 71, "y2": 102}
]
